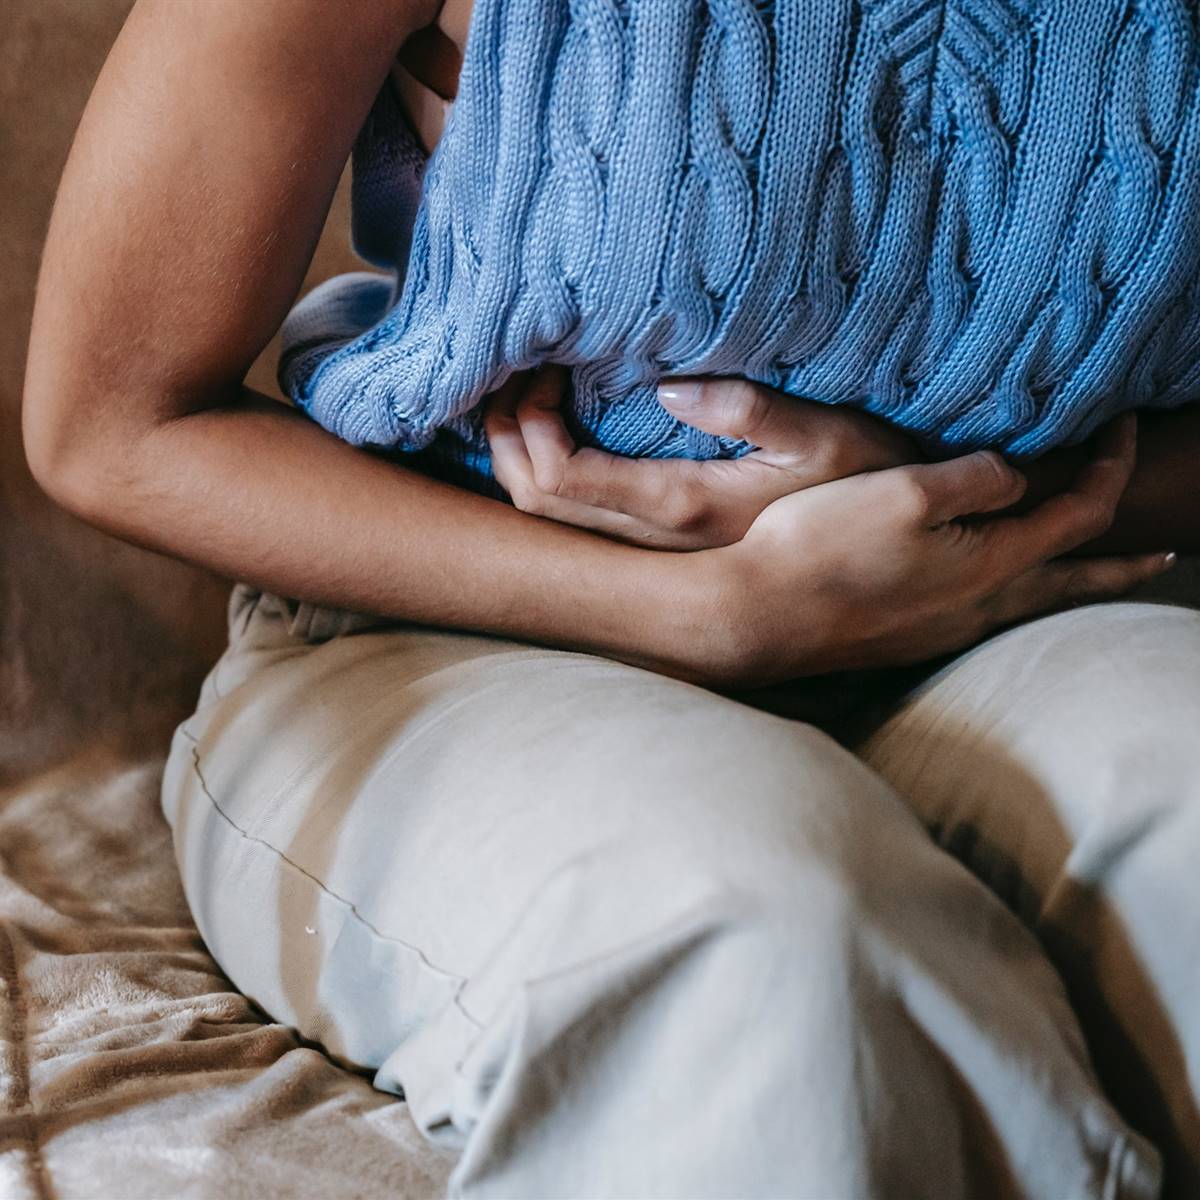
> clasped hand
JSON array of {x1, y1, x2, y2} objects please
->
[
  {"x1": 486, "y1": 365, "x2": 915, "y2": 550},
  {"x1": 485, "y1": 366, "x2": 1174, "y2": 683}
]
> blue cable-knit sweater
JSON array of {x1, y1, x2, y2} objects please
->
[{"x1": 281, "y1": 0, "x2": 1200, "y2": 492}]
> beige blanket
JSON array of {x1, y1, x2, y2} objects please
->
[{"x1": 0, "y1": 746, "x2": 454, "y2": 1199}]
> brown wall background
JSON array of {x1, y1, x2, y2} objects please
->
[{"x1": 1, "y1": 0, "x2": 362, "y2": 780}]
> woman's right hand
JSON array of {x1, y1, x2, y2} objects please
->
[{"x1": 678, "y1": 414, "x2": 1176, "y2": 687}]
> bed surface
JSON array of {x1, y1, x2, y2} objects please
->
[{"x1": 0, "y1": 749, "x2": 454, "y2": 1200}]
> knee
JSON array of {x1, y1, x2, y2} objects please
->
[
  {"x1": 863, "y1": 603, "x2": 1200, "y2": 912},
  {"x1": 1018, "y1": 604, "x2": 1200, "y2": 751},
  {"x1": 989, "y1": 606, "x2": 1200, "y2": 838},
  {"x1": 870, "y1": 603, "x2": 1200, "y2": 781},
  {"x1": 429, "y1": 795, "x2": 931, "y2": 1200},
  {"x1": 462, "y1": 786, "x2": 886, "y2": 1032}
]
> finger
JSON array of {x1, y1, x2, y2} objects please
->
[
  {"x1": 514, "y1": 363, "x2": 577, "y2": 472},
  {"x1": 658, "y1": 375, "x2": 916, "y2": 474},
  {"x1": 657, "y1": 376, "x2": 835, "y2": 458},
  {"x1": 499, "y1": 366, "x2": 822, "y2": 544},
  {"x1": 981, "y1": 413, "x2": 1138, "y2": 568},
  {"x1": 988, "y1": 548, "x2": 1175, "y2": 626},
  {"x1": 877, "y1": 451, "x2": 1027, "y2": 527},
  {"x1": 519, "y1": 426, "x2": 700, "y2": 519},
  {"x1": 485, "y1": 374, "x2": 726, "y2": 546},
  {"x1": 508, "y1": 363, "x2": 669, "y2": 510},
  {"x1": 513, "y1": 367, "x2": 681, "y2": 512},
  {"x1": 511, "y1": 377, "x2": 725, "y2": 529},
  {"x1": 487, "y1": 400, "x2": 679, "y2": 541},
  {"x1": 484, "y1": 370, "x2": 528, "y2": 419},
  {"x1": 483, "y1": 375, "x2": 537, "y2": 500}
]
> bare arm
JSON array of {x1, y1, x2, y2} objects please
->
[
  {"x1": 22, "y1": 0, "x2": 707, "y2": 675},
  {"x1": 1018, "y1": 407, "x2": 1200, "y2": 555},
  {"x1": 23, "y1": 0, "x2": 1172, "y2": 691}
]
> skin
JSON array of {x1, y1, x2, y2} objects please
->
[
  {"x1": 487, "y1": 369, "x2": 1200, "y2": 558},
  {"x1": 21, "y1": 0, "x2": 1190, "y2": 692}
]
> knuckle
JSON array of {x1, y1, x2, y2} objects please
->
[
  {"x1": 972, "y1": 550, "x2": 1012, "y2": 596},
  {"x1": 807, "y1": 434, "x2": 859, "y2": 480},
  {"x1": 889, "y1": 472, "x2": 931, "y2": 522},
  {"x1": 1095, "y1": 494, "x2": 1120, "y2": 531},
  {"x1": 599, "y1": 453, "x2": 638, "y2": 512},
  {"x1": 723, "y1": 381, "x2": 771, "y2": 438},
  {"x1": 508, "y1": 480, "x2": 546, "y2": 516},
  {"x1": 662, "y1": 480, "x2": 709, "y2": 534},
  {"x1": 1061, "y1": 561, "x2": 1132, "y2": 602},
  {"x1": 1115, "y1": 564, "x2": 1148, "y2": 592},
  {"x1": 1073, "y1": 496, "x2": 1117, "y2": 540},
  {"x1": 1058, "y1": 563, "x2": 1090, "y2": 596},
  {"x1": 1077, "y1": 562, "x2": 1133, "y2": 597},
  {"x1": 530, "y1": 454, "x2": 571, "y2": 500},
  {"x1": 978, "y1": 450, "x2": 1016, "y2": 494}
]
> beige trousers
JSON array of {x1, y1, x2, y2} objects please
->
[{"x1": 162, "y1": 585, "x2": 1200, "y2": 1199}]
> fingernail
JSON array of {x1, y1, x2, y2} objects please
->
[
  {"x1": 657, "y1": 379, "x2": 703, "y2": 411},
  {"x1": 1162, "y1": 551, "x2": 1178, "y2": 571}
]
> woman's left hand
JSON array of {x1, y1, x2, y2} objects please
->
[{"x1": 484, "y1": 366, "x2": 920, "y2": 550}]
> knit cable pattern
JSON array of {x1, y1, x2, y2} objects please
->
[{"x1": 280, "y1": 0, "x2": 1200, "y2": 490}]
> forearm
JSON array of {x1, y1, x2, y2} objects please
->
[
  {"x1": 1092, "y1": 405, "x2": 1200, "y2": 553},
  {"x1": 1016, "y1": 406, "x2": 1200, "y2": 554},
  {"x1": 21, "y1": 0, "x2": 711, "y2": 678},
  {"x1": 70, "y1": 387, "x2": 711, "y2": 676}
]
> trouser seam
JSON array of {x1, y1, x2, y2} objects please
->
[{"x1": 178, "y1": 726, "x2": 485, "y2": 1031}]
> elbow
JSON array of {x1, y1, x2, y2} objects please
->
[
  {"x1": 22, "y1": 278, "x2": 189, "y2": 528},
  {"x1": 22, "y1": 390, "x2": 84, "y2": 515},
  {"x1": 22, "y1": 369, "x2": 129, "y2": 527}
]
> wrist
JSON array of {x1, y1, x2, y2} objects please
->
[
  {"x1": 650, "y1": 547, "x2": 764, "y2": 688},
  {"x1": 509, "y1": 534, "x2": 706, "y2": 681},
  {"x1": 668, "y1": 539, "x2": 852, "y2": 688},
  {"x1": 584, "y1": 546, "x2": 736, "y2": 686}
]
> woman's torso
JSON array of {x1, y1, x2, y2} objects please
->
[{"x1": 281, "y1": 0, "x2": 1200, "y2": 493}]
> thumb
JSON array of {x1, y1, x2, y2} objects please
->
[
  {"x1": 658, "y1": 377, "x2": 811, "y2": 450},
  {"x1": 894, "y1": 451, "x2": 1027, "y2": 526}
]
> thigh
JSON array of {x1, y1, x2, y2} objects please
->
[
  {"x1": 161, "y1": 589, "x2": 1164, "y2": 1199},
  {"x1": 164, "y1": 587, "x2": 927, "y2": 1065},
  {"x1": 858, "y1": 601, "x2": 1200, "y2": 1193}
]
